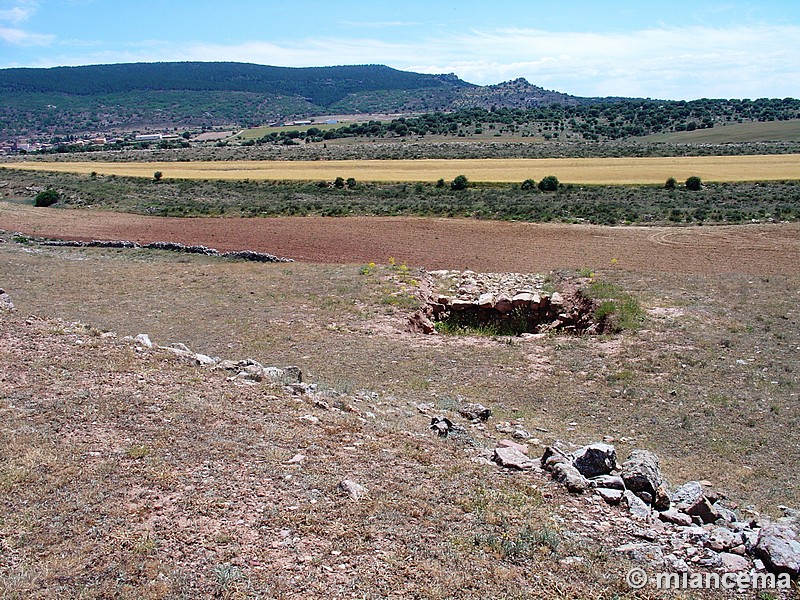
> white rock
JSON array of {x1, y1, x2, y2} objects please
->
[{"x1": 134, "y1": 333, "x2": 153, "y2": 348}]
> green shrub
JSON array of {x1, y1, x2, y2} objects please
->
[
  {"x1": 685, "y1": 176, "x2": 702, "y2": 191},
  {"x1": 665, "y1": 177, "x2": 677, "y2": 190},
  {"x1": 450, "y1": 174, "x2": 469, "y2": 191},
  {"x1": 34, "y1": 188, "x2": 60, "y2": 207},
  {"x1": 521, "y1": 178, "x2": 537, "y2": 191},
  {"x1": 538, "y1": 175, "x2": 559, "y2": 192}
]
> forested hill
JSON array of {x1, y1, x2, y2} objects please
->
[
  {"x1": 0, "y1": 62, "x2": 473, "y2": 107},
  {"x1": 0, "y1": 62, "x2": 584, "y2": 138}
]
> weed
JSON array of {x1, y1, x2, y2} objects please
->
[
  {"x1": 474, "y1": 525, "x2": 561, "y2": 562},
  {"x1": 585, "y1": 280, "x2": 645, "y2": 332},
  {"x1": 133, "y1": 532, "x2": 157, "y2": 555},
  {"x1": 213, "y1": 563, "x2": 246, "y2": 593},
  {"x1": 358, "y1": 262, "x2": 377, "y2": 275},
  {"x1": 126, "y1": 445, "x2": 150, "y2": 460}
]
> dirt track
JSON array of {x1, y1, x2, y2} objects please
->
[{"x1": 1, "y1": 203, "x2": 799, "y2": 275}]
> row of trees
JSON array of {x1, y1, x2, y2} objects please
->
[{"x1": 253, "y1": 98, "x2": 800, "y2": 146}]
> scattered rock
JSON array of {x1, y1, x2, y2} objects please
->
[
  {"x1": 0, "y1": 289, "x2": 14, "y2": 311},
  {"x1": 551, "y1": 462, "x2": 590, "y2": 494},
  {"x1": 718, "y1": 552, "x2": 750, "y2": 572},
  {"x1": 590, "y1": 474, "x2": 625, "y2": 490},
  {"x1": 664, "y1": 554, "x2": 691, "y2": 573},
  {"x1": 572, "y1": 442, "x2": 617, "y2": 478},
  {"x1": 497, "y1": 439, "x2": 529, "y2": 455},
  {"x1": 621, "y1": 449, "x2": 665, "y2": 498},
  {"x1": 672, "y1": 481, "x2": 720, "y2": 524},
  {"x1": 706, "y1": 527, "x2": 739, "y2": 553},
  {"x1": 430, "y1": 416, "x2": 454, "y2": 437},
  {"x1": 614, "y1": 542, "x2": 664, "y2": 568},
  {"x1": 653, "y1": 483, "x2": 672, "y2": 512},
  {"x1": 134, "y1": 333, "x2": 153, "y2": 348},
  {"x1": 596, "y1": 488, "x2": 624, "y2": 505},
  {"x1": 459, "y1": 403, "x2": 492, "y2": 421},
  {"x1": 622, "y1": 490, "x2": 652, "y2": 519},
  {"x1": 754, "y1": 523, "x2": 800, "y2": 577},
  {"x1": 658, "y1": 509, "x2": 693, "y2": 527},
  {"x1": 193, "y1": 353, "x2": 217, "y2": 366},
  {"x1": 492, "y1": 446, "x2": 536, "y2": 470},
  {"x1": 338, "y1": 480, "x2": 367, "y2": 502}
]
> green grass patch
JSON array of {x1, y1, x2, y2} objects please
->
[{"x1": 584, "y1": 280, "x2": 645, "y2": 332}]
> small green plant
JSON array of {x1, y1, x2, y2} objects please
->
[
  {"x1": 126, "y1": 445, "x2": 150, "y2": 460},
  {"x1": 585, "y1": 280, "x2": 645, "y2": 332},
  {"x1": 358, "y1": 262, "x2": 377, "y2": 275},
  {"x1": 474, "y1": 525, "x2": 561, "y2": 562},
  {"x1": 133, "y1": 532, "x2": 157, "y2": 554},
  {"x1": 34, "y1": 188, "x2": 60, "y2": 207},
  {"x1": 213, "y1": 563, "x2": 245, "y2": 593}
]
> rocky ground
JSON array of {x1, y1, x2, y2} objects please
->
[{"x1": 1, "y1": 296, "x2": 798, "y2": 598}]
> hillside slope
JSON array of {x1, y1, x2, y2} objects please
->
[{"x1": 0, "y1": 62, "x2": 579, "y2": 138}]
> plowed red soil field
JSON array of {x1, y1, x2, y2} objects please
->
[{"x1": 2, "y1": 203, "x2": 799, "y2": 275}]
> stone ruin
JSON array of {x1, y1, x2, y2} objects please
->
[
  {"x1": 410, "y1": 269, "x2": 605, "y2": 335},
  {"x1": 34, "y1": 236, "x2": 294, "y2": 263}
]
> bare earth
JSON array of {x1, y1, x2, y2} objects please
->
[{"x1": 1, "y1": 202, "x2": 799, "y2": 275}]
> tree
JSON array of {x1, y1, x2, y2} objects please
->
[
  {"x1": 346, "y1": 177, "x2": 357, "y2": 189},
  {"x1": 538, "y1": 175, "x2": 559, "y2": 192},
  {"x1": 450, "y1": 174, "x2": 469, "y2": 190},
  {"x1": 333, "y1": 176, "x2": 345, "y2": 188},
  {"x1": 34, "y1": 188, "x2": 60, "y2": 207},
  {"x1": 664, "y1": 177, "x2": 677, "y2": 190},
  {"x1": 153, "y1": 171, "x2": 163, "y2": 182},
  {"x1": 685, "y1": 176, "x2": 702, "y2": 191},
  {"x1": 521, "y1": 178, "x2": 537, "y2": 191},
  {"x1": 435, "y1": 178, "x2": 446, "y2": 188}
]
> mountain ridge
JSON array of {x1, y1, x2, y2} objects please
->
[{"x1": 0, "y1": 62, "x2": 582, "y2": 138}]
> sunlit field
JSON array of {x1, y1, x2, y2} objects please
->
[{"x1": 5, "y1": 154, "x2": 800, "y2": 184}]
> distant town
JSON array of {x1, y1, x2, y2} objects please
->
[{"x1": 0, "y1": 118, "x2": 344, "y2": 155}]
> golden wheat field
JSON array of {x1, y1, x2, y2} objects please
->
[{"x1": 4, "y1": 154, "x2": 800, "y2": 183}]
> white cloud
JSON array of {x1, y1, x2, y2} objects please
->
[
  {"x1": 0, "y1": 24, "x2": 52, "y2": 45},
  {"x1": 406, "y1": 25, "x2": 800, "y2": 99},
  {"x1": 0, "y1": 0, "x2": 53, "y2": 46},
  {"x1": 20, "y1": 23, "x2": 800, "y2": 99},
  {"x1": 0, "y1": 0, "x2": 38, "y2": 22}
]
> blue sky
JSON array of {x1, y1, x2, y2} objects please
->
[{"x1": 1, "y1": 0, "x2": 799, "y2": 100}]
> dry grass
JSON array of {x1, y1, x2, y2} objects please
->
[
  {"x1": 637, "y1": 119, "x2": 800, "y2": 144},
  {"x1": 4, "y1": 154, "x2": 800, "y2": 183},
  {"x1": 1, "y1": 240, "x2": 799, "y2": 598}
]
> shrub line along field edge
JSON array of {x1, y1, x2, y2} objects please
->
[{"x1": 3, "y1": 154, "x2": 800, "y2": 184}]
